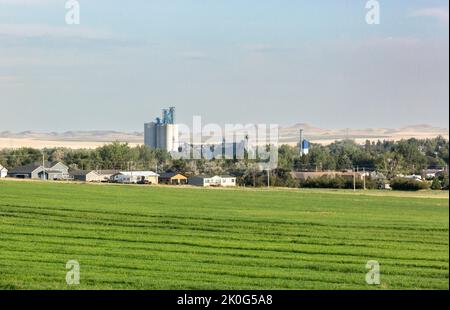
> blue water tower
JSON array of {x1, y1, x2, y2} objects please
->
[{"x1": 302, "y1": 140, "x2": 310, "y2": 155}]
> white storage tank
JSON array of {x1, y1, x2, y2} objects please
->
[{"x1": 166, "y1": 124, "x2": 179, "y2": 152}]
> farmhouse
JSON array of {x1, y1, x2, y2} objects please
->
[
  {"x1": 96, "y1": 170, "x2": 120, "y2": 182},
  {"x1": 70, "y1": 170, "x2": 104, "y2": 182},
  {"x1": 112, "y1": 171, "x2": 159, "y2": 184},
  {"x1": 159, "y1": 172, "x2": 188, "y2": 185},
  {"x1": 8, "y1": 162, "x2": 69, "y2": 180},
  {"x1": 188, "y1": 175, "x2": 236, "y2": 187},
  {"x1": 0, "y1": 164, "x2": 7, "y2": 178},
  {"x1": 70, "y1": 169, "x2": 119, "y2": 182}
]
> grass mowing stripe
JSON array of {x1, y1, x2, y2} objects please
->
[
  {"x1": 2, "y1": 234, "x2": 447, "y2": 273},
  {"x1": 1, "y1": 226, "x2": 447, "y2": 263},
  {"x1": 2, "y1": 240, "x2": 447, "y2": 280},
  {"x1": 0, "y1": 208, "x2": 448, "y2": 245},
  {"x1": 1, "y1": 203, "x2": 447, "y2": 232},
  {"x1": 2, "y1": 255, "x2": 446, "y2": 290},
  {"x1": 0, "y1": 181, "x2": 447, "y2": 289},
  {"x1": 1, "y1": 218, "x2": 447, "y2": 255}
]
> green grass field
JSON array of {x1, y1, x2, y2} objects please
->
[{"x1": 0, "y1": 180, "x2": 448, "y2": 290}]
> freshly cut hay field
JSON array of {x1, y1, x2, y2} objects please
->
[{"x1": 0, "y1": 180, "x2": 448, "y2": 290}]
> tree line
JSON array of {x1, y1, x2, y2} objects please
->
[{"x1": 0, "y1": 137, "x2": 448, "y2": 189}]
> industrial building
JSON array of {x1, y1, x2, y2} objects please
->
[
  {"x1": 144, "y1": 107, "x2": 179, "y2": 152},
  {"x1": 177, "y1": 139, "x2": 250, "y2": 160}
]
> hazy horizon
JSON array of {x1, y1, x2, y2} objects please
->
[
  {"x1": 1, "y1": 0, "x2": 449, "y2": 132},
  {"x1": 0, "y1": 122, "x2": 448, "y2": 135}
]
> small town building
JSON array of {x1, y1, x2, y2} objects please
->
[
  {"x1": 188, "y1": 175, "x2": 236, "y2": 187},
  {"x1": 0, "y1": 165, "x2": 7, "y2": 178},
  {"x1": 403, "y1": 174, "x2": 423, "y2": 181},
  {"x1": 422, "y1": 169, "x2": 445, "y2": 179},
  {"x1": 8, "y1": 162, "x2": 69, "y2": 180},
  {"x1": 95, "y1": 170, "x2": 119, "y2": 182},
  {"x1": 112, "y1": 171, "x2": 159, "y2": 184},
  {"x1": 159, "y1": 172, "x2": 188, "y2": 185},
  {"x1": 70, "y1": 170, "x2": 104, "y2": 182}
]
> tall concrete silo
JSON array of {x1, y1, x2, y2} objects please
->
[
  {"x1": 144, "y1": 107, "x2": 179, "y2": 152},
  {"x1": 144, "y1": 122, "x2": 157, "y2": 149},
  {"x1": 155, "y1": 123, "x2": 165, "y2": 150},
  {"x1": 166, "y1": 124, "x2": 179, "y2": 152}
]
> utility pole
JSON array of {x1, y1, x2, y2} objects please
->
[
  {"x1": 42, "y1": 152, "x2": 46, "y2": 181},
  {"x1": 363, "y1": 167, "x2": 366, "y2": 190},
  {"x1": 267, "y1": 169, "x2": 270, "y2": 189},
  {"x1": 299, "y1": 129, "x2": 303, "y2": 156},
  {"x1": 353, "y1": 168, "x2": 356, "y2": 192}
]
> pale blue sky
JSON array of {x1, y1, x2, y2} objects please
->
[{"x1": 0, "y1": 0, "x2": 448, "y2": 131}]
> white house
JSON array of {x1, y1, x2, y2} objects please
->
[
  {"x1": 404, "y1": 174, "x2": 423, "y2": 181},
  {"x1": 422, "y1": 169, "x2": 444, "y2": 179},
  {"x1": 0, "y1": 165, "x2": 7, "y2": 178},
  {"x1": 70, "y1": 170, "x2": 104, "y2": 182},
  {"x1": 188, "y1": 175, "x2": 236, "y2": 187},
  {"x1": 112, "y1": 171, "x2": 159, "y2": 184}
]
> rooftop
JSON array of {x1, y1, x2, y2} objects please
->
[{"x1": 117, "y1": 171, "x2": 159, "y2": 177}]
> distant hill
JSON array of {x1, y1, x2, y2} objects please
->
[
  {"x1": 0, "y1": 131, "x2": 143, "y2": 142},
  {"x1": 279, "y1": 124, "x2": 449, "y2": 145},
  {"x1": 0, "y1": 124, "x2": 448, "y2": 149}
]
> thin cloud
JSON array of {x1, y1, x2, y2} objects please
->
[
  {"x1": 0, "y1": 75, "x2": 22, "y2": 84},
  {"x1": 0, "y1": 24, "x2": 112, "y2": 40},
  {"x1": 411, "y1": 7, "x2": 449, "y2": 24},
  {"x1": 242, "y1": 43, "x2": 276, "y2": 53},
  {"x1": 0, "y1": 0, "x2": 54, "y2": 4},
  {"x1": 179, "y1": 51, "x2": 209, "y2": 61}
]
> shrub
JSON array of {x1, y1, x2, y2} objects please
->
[
  {"x1": 438, "y1": 173, "x2": 449, "y2": 190},
  {"x1": 390, "y1": 178, "x2": 429, "y2": 191},
  {"x1": 431, "y1": 178, "x2": 442, "y2": 190},
  {"x1": 300, "y1": 175, "x2": 380, "y2": 190}
]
